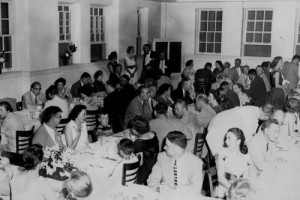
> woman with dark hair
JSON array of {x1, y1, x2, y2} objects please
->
[
  {"x1": 213, "y1": 60, "x2": 223, "y2": 77},
  {"x1": 233, "y1": 83, "x2": 251, "y2": 106},
  {"x1": 93, "y1": 70, "x2": 105, "y2": 93},
  {"x1": 107, "y1": 51, "x2": 118, "y2": 74},
  {"x1": 268, "y1": 56, "x2": 285, "y2": 110},
  {"x1": 10, "y1": 144, "x2": 57, "y2": 200},
  {"x1": 54, "y1": 77, "x2": 72, "y2": 100},
  {"x1": 156, "y1": 83, "x2": 174, "y2": 107},
  {"x1": 124, "y1": 46, "x2": 138, "y2": 84},
  {"x1": 216, "y1": 127, "x2": 252, "y2": 198},
  {"x1": 127, "y1": 116, "x2": 159, "y2": 185},
  {"x1": 0, "y1": 101, "x2": 25, "y2": 152},
  {"x1": 64, "y1": 105, "x2": 89, "y2": 149}
]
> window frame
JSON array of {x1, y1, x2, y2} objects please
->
[
  {"x1": 58, "y1": 4, "x2": 71, "y2": 43},
  {"x1": 294, "y1": 9, "x2": 300, "y2": 55},
  {"x1": 242, "y1": 8, "x2": 273, "y2": 57},
  {"x1": 90, "y1": 6, "x2": 105, "y2": 44},
  {"x1": 195, "y1": 8, "x2": 223, "y2": 55},
  {"x1": 0, "y1": 1, "x2": 12, "y2": 70}
]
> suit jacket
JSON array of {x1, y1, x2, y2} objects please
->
[
  {"x1": 70, "y1": 80, "x2": 83, "y2": 98},
  {"x1": 143, "y1": 50, "x2": 160, "y2": 70},
  {"x1": 171, "y1": 86, "x2": 194, "y2": 105},
  {"x1": 245, "y1": 76, "x2": 267, "y2": 107},
  {"x1": 33, "y1": 124, "x2": 64, "y2": 148},
  {"x1": 109, "y1": 73, "x2": 121, "y2": 87}
]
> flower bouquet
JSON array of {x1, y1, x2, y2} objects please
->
[
  {"x1": 61, "y1": 43, "x2": 77, "y2": 65},
  {"x1": 39, "y1": 147, "x2": 77, "y2": 181}
]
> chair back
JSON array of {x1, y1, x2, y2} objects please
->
[
  {"x1": 194, "y1": 78, "x2": 206, "y2": 94},
  {"x1": 206, "y1": 166, "x2": 218, "y2": 197},
  {"x1": 16, "y1": 101, "x2": 23, "y2": 111},
  {"x1": 56, "y1": 118, "x2": 69, "y2": 135},
  {"x1": 193, "y1": 133, "x2": 205, "y2": 157},
  {"x1": 16, "y1": 126, "x2": 35, "y2": 154},
  {"x1": 85, "y1": 110, "x2": 98, "y2": 131},
  {"x1": 122, "y1": 159, "x2": 140, "y2": 186}
]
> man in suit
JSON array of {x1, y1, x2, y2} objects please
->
[
  {"x1": 281, "y1": 55, "x2": 300, "y2": 91},
  {"x1": 33, "y1": 106, "x2": 65, "y2": 149},
  {"x1": 147, "y1": 131, "x2": 203, "y2": 195},
  {"x1": 22, "y1": 82, "x2": 46, "y2": 110},
  {"x1": 244, "y1": 69, "x2": 267, "y2": 107},
  {"x1": 228, "y1": 58, "x2": 242, "y2": 84},
  {"x1": 194, "y1": 62, "x2": 215, "y2": 95},
  {"x1": 70, "y1": 72, "x2": 93, "y2": 98},
  {"x1": 172, "y1": 77, "x2": 194, "y2": 105},
  {"x1": 124, "y1": 86, "x2": 152, "y2": 128},
  {"x1": 140, "y1": 44, "x2": 159, "y2": 82},
  {"x1": 108, "y1": 63, "x2": 122, "y2": 88}
]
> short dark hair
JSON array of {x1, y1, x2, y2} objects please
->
[
  {"x1": 157, "y1": 84, "x2": 172, "y2": 97},
  {"x1": 23, "y1": 144, "x2": 44, "y2": 170},
  {"x1": 54, "y1": 77, "x2": 66, "y2": 86},
  {"x1": 155, "y1": 102, "x2": 168, "y2": 115},
  {"x1": 69, "y1": 105, "x2": 86, "y2": 121},
  {"x1": 0, "y1": 101, "x2": 12, "y2": 112},
  {"x1": 94, "y1": 70, "x2": 103, "y2": 80},
  {"x1": 143, "y1": 43, "x2": 151, "y2": 49},
  {"x1": 185, "y1": 59, "x2": 193, "y2": 67},
  {"x1": 220, "y1": 81, "x2": 229, "y2": 88},
  {"x1": 120, "y1": 74, "x2": 130, "y2": 82},
  {"x1": 261, "y1": 118, "x2": 278, "y2": 132},
  {"x1": 41, "y1": 106, "x2": 62, "y2": 124},
  {"x1": 118, "y1": 139, "x2": 134, "y2": 156},
  {"x1": 30, "y1": 82, "x2": 41, "y2": 90},
  {"x1": 248, "y1": 69, "x2": 257, "y2": 76},
  {"x1": 108, "y1": 51, "x2": 117, "y2": 60},
  {"x1": 98, "y1": 108, "x2": 109, "y2": 116},
  {"x1": 166, "y1": 131, "x2": 187, "y2": 149},
  {"x1": 127, "y1": 115, "x2": 150, "y2": 134},
  {"x1": 126, "y1": 46, "x2": 134, "y2": 54},
  {"x1": 80, "y1": 72, "x2": 91, "y2": 80},
  {"x1": 45, "y1": 85, "x2": 58, "y2": 100},
  {"x1": 235, "y1": 58, "x2": 241, "y2": 62},
  {"x1": 292, "y1": 55, "x2": 300, "y2": 61},
  {"x1": 204, "y1": 62, "x2": 212, "y2": 69}
]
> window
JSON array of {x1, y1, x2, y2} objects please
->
[
  {"x1": 196, "y1": 9, "x2": 222, "y2": 54},
  {"x1": 243, "y1": 9, "x2": 273, "y2": 57},
  {"x1": 295, "y1": 11, "x2": 300, "y2": 55},
  {"x1": 0, "y1": 2, "x2": 11, "y2": 70},
  {"x1": 90, "y1": 6, "x2": 105, "y2": 62},
  {"x1": 58, "y1": 5, "x2": 71, "y2": 42}
]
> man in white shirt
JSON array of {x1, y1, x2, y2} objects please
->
[
  {"x1": 147, "y1": 131, "x2": 203, "y2": 195},
  {"x1": 22, "y1": 82, "x2": 46, "y2": 110}
]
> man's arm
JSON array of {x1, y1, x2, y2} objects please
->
[{"x1": 249, "y1": 141, "x2": 266, "y2": 171}]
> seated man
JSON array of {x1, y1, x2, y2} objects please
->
[
  {"x1": 248, "y1": 119, "x2": 283, "y2": 175},
  {"x1": 22, "y1": 82, "x2": 46, "y2": 110},
  {"x1": 70, "y1": 72, "x2": 93, "y2": 98},
  {"x1": 147, "y1": 131, "x2": 203, "y2": 195},
  {"x1": 33, "y1": 106, "x2": 66, "y2": 149}
]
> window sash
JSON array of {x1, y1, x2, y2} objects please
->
[
  {"x1": 196, "y1": 9, "x2": 222, "y2": 54},
  {"x1": 58, "y1": 5, "x2": 71, "y2": 42},
  {"x1": 90, "y1": 6, "x2": 104, "y2": 44},
  {"x1": 0, "y1": 2, "x2": 11, "y2": 69}
]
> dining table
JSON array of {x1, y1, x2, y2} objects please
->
[{"x1": 14, "y1": 110, "x2": 41, "y2": 131}]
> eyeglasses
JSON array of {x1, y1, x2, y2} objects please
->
[
  {"x1": 54, "y1": 115, "x2": 62, "y2": 119},
  {"x1": 33, "y1": 88, "x2": 41, "y2": 91}
]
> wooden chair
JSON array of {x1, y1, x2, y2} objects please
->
[
  {"x1": 56, "y1": 118, "x2": 69, "y2": 135},
  {"x1": 122, "y1": 159, "x2": 140, "y2": 186},
  {"x1": 1, "y1": 150, "x2": 24, "y2": 167},
  {"x1": 206, "y1": 166, "x2": 218, "y2": 197},
  {"x1": 193, "y1": 133, "x2": 205, "y2": 158},
  {"x1": 85, "y1": 110, "x2": 98, "y2": 142},
  {"x1": 16, "y1": 126, "x2": 35, "y2": 154},
  {"x1": 194, "y1": 78, "x2": 206, "y2": 94}
]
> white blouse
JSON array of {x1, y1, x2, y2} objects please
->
[{"x1": 65, "y1": 120, "x2": 88, "y2": 150}]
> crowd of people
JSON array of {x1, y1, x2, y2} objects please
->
[{"x1": 0, "y1": 42, "x2": 300, "y2": 200}]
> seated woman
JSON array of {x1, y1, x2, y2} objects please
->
[
  {"x1": 60, "y1": 170, "x2": 93, "y2": 200},
  {"x1": 232, "y1": 83, "x2": 251, "y2": 106},
  {"x1": 127, "y1": 116, "x2": 159, "y2": 185},
  {"x1": 54, "y1": 77, "x2": 72, "y2": 100},
  {"x1": 156, "y1": 83, "x2": 174, "y2": 107},
  {"x1": 216, "y1": 128, "x2": 252, "y2": 198},
  {"x1": 65, "y1": 105, "x2": 89, "y2": 150},
  {"x1": 0, "y1": 101, "x2": 25, "y2": 153},
  {"x1": 208, "y1": 90, "x2": 223, "y2": 113},
  {"x1": 10, "y1": 144, "x2": 58, "y2": 200}
]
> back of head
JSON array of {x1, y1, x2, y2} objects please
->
[
  {"x1": 204, "y1": 62, "x2": 212, "y2": 69},
  {"x1": 155, "y1": 102, "x2": 168, "y2": 115},
  {"x1": 127, "y1": 115, "x2": 149, "y2": 134},
  {"x1": 0, "y1": 101, "x2": 13, "y2": 112},
  {"x1": 292, "y1": 54, "x2": 300, "y2": 61},
  {"x1": 157, "y1": 83, "x2": 171, "y2": 97},
  {"x1": 23, "y1": 144, "x2": 44, "y2": 170},
  {"x1": 196, "y1": 93, "x2": 209, "y2": 104},
  {"x1": 166, "y1": 131, "x2": 187, "y2": 149},
  {"x1": 261, "y1": 118, "x2": 278, "y2": 132},
  {"x1": 118, "y1": 138, "x2": 134, "y2": 156},
  {"x1": 45, "y1": 85, "x2": 58, "y2": 100},
  {"x1": 248, "y1": 69, "x2": 257, "y2": 76},
  {"x1": 66, "y1": 170, "x2": 93, "y2": 198},
  {"x1": 80, "y1": 72, "x2": 91, "y2": 80},
  {"x1": 69, "y1": 105, "x2": 86, "y2": 121},
  {"x1": 108, "y1": 51, "x2": 117, "y2": 60},
  {"x1": 185, "y1": 59, "x2": 193, "y2": 67}
]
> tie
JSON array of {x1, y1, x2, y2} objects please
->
[
  {"x1": 266, "y1": 143, "x2": 269, "y2": 152},
  {"x1": 142, "y1": 100, "x2": 152, "y2": 121},
  {"x1": 35, "y1": 95, "x2": 38, "y2": 104},
  {"x1": 174, "y1": 160, "x2": 178, "y2": 187},
  {"x1": 55, "y1": 130, "x2": 65, "y2": 149}
]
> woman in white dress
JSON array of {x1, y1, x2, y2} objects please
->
[
  {"x1": 124, "y1": 46, "x2": 138, "y2": 85},
  {"x1": 65, "y1": 105, "x2": 89, "y2": 150},
  {"x1": 216, "y1": 128, "x2": 252, "y2": 198}
]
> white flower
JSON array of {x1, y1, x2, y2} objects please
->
[{"x1": 0, "y1": 57, "x2": 5, "y2": 63}]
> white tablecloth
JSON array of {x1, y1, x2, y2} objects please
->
[{"x1": 14, "y1": 110, "x2": 40, "y2": 131}]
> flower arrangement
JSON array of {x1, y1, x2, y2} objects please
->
[
  {"x1": 0, "y1": 51, "x2": 6, "y2": 74},
  {"x1": 39, "y1": 147, "x2": 77, "y2": 181},
  {"x1": 61, "y1": 43, "x2": 77, "y2": 65}
]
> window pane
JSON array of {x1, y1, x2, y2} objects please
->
[
  {"x1": 0, "y1": 37, "x2": 2, "y2": 52},
  {"x1": 90, "y1": 20, "x2": 93, "y2": 29},
  {"x1": 66, "y1": 27, "x2": 70, "y2": 34},
  {"x1": 255, "y1": 22, "x2": 263, "y2": 31},
  {"x1": 265, "y1": 11, "x2": 273, "y2": 20},
  {"x1": 58, "y1": 6, "x2": 62, "y2": 11},
  {"x1": 59, "y1": 12, "x2": 63, "y2": 20},
  {"x1": 215, "y1": 33, "x2": 221, "y2": 42},
  {"x1": 264, "y1": 22, "x2": 272, "y2": 32},
  {"x1": 66, "y1": 21, "x2": 70, "y2": 26},
  {"x1": 201, "y1": 11, "x2": 208, "y2": 20},
  {"x1": 64, "y1": 6, "x2": 69, "y2": 11},
  {"x1": 59, "y1": 27, "x2": 63, "y2": 34},
  {"x1": 209, "y1": 11, "x2": 215, "y2": 20},
  {"x1": 263, "y1": 33, "x2": 271, "y2": 43},
  {"x1": 248, "y1": 11, "x2": 255, "y2": 20},
  {"x1": 244, "y1": 44, "x2": 271, "y2": 57},
  {"x1": 1, "y1": 3, "x2": 9, "y2": 18},
  {"x1": 216, "y1": 11, "x2": 222, "y2": 21},
  {"x1": 216, "y1": 22, "x2": 222, "y2": 31},
  {"x1": 90, "y1": 7, "x2": 93, "y2": 15},
  {"x1": 254, "y1": 33, "x2": 262, "y2": 43},
  {"x1": 60, "y1": 35, "x2": 64, "y2": 40},
  {"x1": 94, "y1": 8, "x2": 98, "y2": 15},
  {"x1": 59, "y1": 20, "x2": 63, "y2": 26},
  {"x1": 207, "y1": 43, "x2": 214, "y2": 52},
  {"x1": 199, "y1": 43, "x2": 206, "y2": 52},
  {"x1": 247, "y1": 22, "x2": 254, "y2": 31},
  {"x1": 199, "y1": 32, "x2": 206, "y2": 42},
  {"x1": 200, "y1": 22, "x2": 207, "y2": 31},
  {"x1": 246, "y1": 33, "x2": 254, "y2": 43},
  {"x1": 101, "y1": 33, "x2": 104, "y2": 41},
  {"x1": 215, "y1": 43, "x2": 221, "y2": 53},
  {"x1": 4, "y1": 36, "x2": 11, "y2": 51},
  {"x1": 298, "y1": 34, "x2": 300, "y2": 43},
  {"x1": 66, "y1": 13, "x2": 69, "y2": 20},
  {"x1": 208, "y1": 22, "x2": 215, "y2": 31},
  {"x1": 99, "y1": 8, "x2": 103, "y2": 15},
  {"x1": 96, "y1": 33, "x2": 100, "y2": 41},
  {"x1": 207, "y1": 32, "x2": 214, "y2": 42},
  {"x1": 2, "y1": 20, "x2": 9, "y2": 34},
  {"x1": 256, "y1": 11, "x2": 264, "y2": 20},
  {"x1": 91, "y1": 34, "x2": 94, "y2": 42},
  {"x1": 66, "y1": 35, "x2": 71, "y2": 41},
  {"x1": 4, "y1": 53, "x2": 11, "y2": 69}
]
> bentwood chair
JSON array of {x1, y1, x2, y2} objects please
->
[
  {"x1": 56, "y1": 118, "x2": 69, "y2": 135},
  {"x1": 122, "y1": 159, "x2": 140, "y2": 186},
  {"x1": 16, "y1": 126, "x2": 35, "y2": 154}
]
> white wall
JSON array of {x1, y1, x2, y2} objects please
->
[{"x1": 163, "y1": 1, "x2": 300, "y2": 71}]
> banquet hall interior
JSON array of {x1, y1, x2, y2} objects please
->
[{"x1": 0, "y1": 0, "x2": 300, "y2": 199}]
